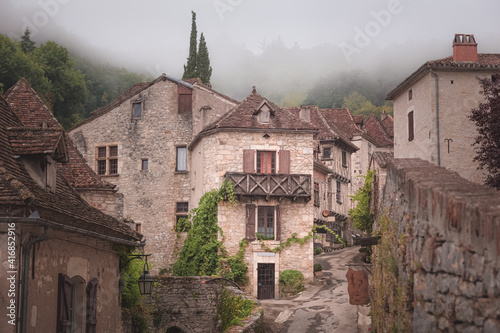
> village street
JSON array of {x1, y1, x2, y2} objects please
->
[{"x1": 260, "y1": 246, "x2": 370, "y2": 332}]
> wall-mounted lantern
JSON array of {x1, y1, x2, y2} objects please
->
[{"x1": 120, "y1": 254, "x2": 154, "y2": 295}]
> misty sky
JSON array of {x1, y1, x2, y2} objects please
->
[{"x1": 2, "y1": 0, "x2": 500, "y2": 100}]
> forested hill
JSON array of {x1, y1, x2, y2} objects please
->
[{"x1": 0, "y1": 33, "x2": 151, "y2": 128}]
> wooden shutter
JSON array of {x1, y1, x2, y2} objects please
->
[
  {"x1": 243, "y1": 150, "x2": 255, "y2": 173},
  {"x1": 275, "y1": 205, "x2": 281, "y2": 241},
  {"x1": 246, "y1": 204, "x2": 256, "y2": 241},
  {"x1": 178, "y1": 85, "x2": 193, "y2": 114},
  {"x1": 86, "y1": 278, "x2": 98, "y2": 333},
  {"x1": 408, "y1": 111, "x2": 414, "y2": 141},
  {"x1": 278, "y1": 150, "x2": 290, "y2": 174},
  {"x1": 57, "y1": 273, "x2": 73, "y2": 333}
]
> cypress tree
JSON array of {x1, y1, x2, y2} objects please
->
[
  {"x1": 20, "y1": 28, "x2": 35, "y2": 53},
  {"x1": 196, "y1": 33, "x2": 212, "y2": 85},
  {"x1": 182, "y1": 11, "x2": 198, "y2": 80}
]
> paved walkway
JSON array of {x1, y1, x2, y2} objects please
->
[{"x1": 260, "y1": 246, "x2": 369, "y2": 332}]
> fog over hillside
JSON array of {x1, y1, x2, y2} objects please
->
[{"x1": 2, "y1": 0, "x2": 499, "y2": 103}]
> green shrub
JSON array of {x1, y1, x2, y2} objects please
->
[
  {"x1": 313, "y1": 264, "x2": 323, "y2": 272},
  {"x1": 314, "y1": 247, "x2": 322, "y2": 255},
  {"x1": 121, "y1": 256, "x2": 144, "y2": 309},
  {"x1": 256, "y1": 232, "x2": 274, "y2": 240},
  {"x1": 279, "y1": 270, "x2": 304, "y2": 291},
  {"x1": 220, "y1": 289, "x2": 254, "y2": 332}
]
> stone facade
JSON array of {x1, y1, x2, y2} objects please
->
[
  {"x1": 0, "y1": 225, "x2": 124, "y2": 333},
  {"x1": 372, "y1": 157, "x2": 500, "y2": 332},
  {"x1": 193, "y1": 130, "x2": 315, "y2": 297},
  {"x1": 69, "y1": 76, "x2": 237, "y2": 271},
  {"x1": 388, "y1": 36, "x2": 500, "y2": 185}
]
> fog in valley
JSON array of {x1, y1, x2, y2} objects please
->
[{"x1": 2, "y1": 0, "x2": 500, "y2": 105}]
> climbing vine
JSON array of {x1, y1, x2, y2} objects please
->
[
  {"x1": 312, "y1": 224, "x2": 345, "y2": 245},
  {"x1": 258, "y1": 232, "x2": 314, "y2": 253},
  {"x1": 349, "y1": 169, "x2": 375, "y2": 232},
  {"x1": 221, "y1": 238, "x2": 249, "y2": 283},
  {"x1": 172, "y1": 181, "x2": 236, "y2": 277}
]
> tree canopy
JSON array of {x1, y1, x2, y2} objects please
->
[
  {"x1": 469, "y1": 75, "x2": 500, "y2": 189},
  {"x1": 182, "y1": 11, "x2": 212, "y2": 85},
  {"x1": 183, "y1": 11, "x2": 198, "y2": 81},
  {"x1": 196, "y1": 33, "x2": 212, "y2": 85}
]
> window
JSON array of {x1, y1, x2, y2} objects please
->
[
  {"x1": 323, "y1": 147, "x2": 331, "y2": 159},
  {"x1": 408, "y1": 111, "x2": 414, "y2": 141},
  {"x1": 141, "y1": 159, "x2": 148, "y2": 170},
  {"x1": 336, "y1": 180, "x2": 342, "y2": 203},
  {"x1": 176, "y1": 202, "x2": 190, "y2": 232},
  {"x1": 257, "y1": 151, "x2": 275, "y2": 174},
  {"x1": 342, "y1": 151, "x2": 347, "y2": 168},
  {"x1": 314, "y1": 182, "x2": 320, "y2": 207},
  {"x1": 135, "y1": 223, "x2": 141, "y2": 233},
  {"x1": 57, "y1": 274, "x2": 91, "y2": 333},
  {"x1": 259, "y1": 109, "x2": 270, "y2": 123},
  {"x1": 132, "y1": 102, "x2": 142, "y2": 118},
  {"x1": 408, "y1": 89, "x2": 413, "y2": 101},
  {"x1": 257, "y1": 206, "x2": 274, "y2": 239},
  {"x1": 96, "y1": 145, "x2": 118, "y2": 176},
  {"x1": 176, "y1": 147, "x2": 187, "y2": 171},
  {"x1": 178, "y1": 85, "x2": 192, "y2": 114}
]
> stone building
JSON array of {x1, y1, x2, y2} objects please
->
[
  {"x1": 0, "y1": 85, "x2": 142, "y2": 333},
  {"x1": 69, "y1": 74, "x2": 238, "y2": 271},
  {"x1": 387, "y1": 34, "x2": 500, "y2": 184}
]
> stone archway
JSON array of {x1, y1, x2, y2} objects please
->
[{"x1": 166, "y1": 325, "x2": 186, "y2": 333}]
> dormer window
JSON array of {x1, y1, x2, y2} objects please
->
[{"x1": 259, "y1": 109, "x2": 270, "y2": 123}]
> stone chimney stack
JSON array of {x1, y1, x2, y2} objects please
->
[
  {"x1": 453, "y1": 34, "x2": 477, "y2": 62},
  {"x1": 299, "y1": 106, "x2": 311, "y2": 122}
]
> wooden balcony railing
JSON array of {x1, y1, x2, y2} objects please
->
[{"x1": 225, "y1": 172, "x2": 311, "y2": 201}]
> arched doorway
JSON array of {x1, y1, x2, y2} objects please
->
[{"x1": 166, "y1": 326, "x2": 186, "y2": 333}]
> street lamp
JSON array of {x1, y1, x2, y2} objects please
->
[{"x1": 137, "y1": 257, "x2": 154, "y2": 295}]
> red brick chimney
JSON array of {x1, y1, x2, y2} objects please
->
[{"x1": 453, "y1": 34, "x2": 477, "y2": 62}]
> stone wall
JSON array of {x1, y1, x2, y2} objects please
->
[
  {"x1": 373, "y1": 157, "x2": 500, "y2": 332},
  {"x1": 125, "y1": 276, "x2": 262, "y2": 333},
  {"x1": 78, "y1": 189, "x2": 123, "y2": 219}
]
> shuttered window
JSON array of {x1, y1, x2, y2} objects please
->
[
  {"x1": 257, "y1": 151, "x2": 275, "y2": 174},
  {"x1": 86, "y1": 278, "x2": 98, "y2": 333},
  {"x1": 178, "y1": 86, "x2": 193, "y2": 114},
  {"x1": 275, "y1": 205, "x2": 281, "y2": 241},
  {"x1": 57, "y1": 273, "x2": 73, "y2": 333},
  {"x1": 278, "y1": 150, "x2": 290, "y2": 174},
  {"x1": 246, "y1": 204, "x2": 256, "y2": 241},
  {"x1": 243, "y1": 150, "x2": 255, "y2": 173},
  {"x1": 408, "y1": 111, "x2": 414, "y2": 141},
  {"x1": 258, "y1": 206, "x2": 275, "y2": 239}
]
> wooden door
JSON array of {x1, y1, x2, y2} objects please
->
[{"x1": 257, "y1": 263, "x2": 275, "y2": 299}]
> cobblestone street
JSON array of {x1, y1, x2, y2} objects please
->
[{"x1": 260, "y1": 246, "x2": 370, "y2": 332}]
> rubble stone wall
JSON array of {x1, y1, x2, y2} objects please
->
[{"x1": 374, "y1": 158, "x2": 500, "y2": 332}]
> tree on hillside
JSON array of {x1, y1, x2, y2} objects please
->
[
  {"x1": 196, "y1": 33, "x2": 212, "y2": 85},
  {"x1": 469, "y1": 75, "x2": 500, "y2": 189},
  {"x1": 20, "y1": 28, "x2": 35, "y2": 54},
  {"x1": 32, "y1": 41, "x2": 87, "y2": 128},
  {"x1": 0, "y1": 34, "x2": 50, "y2": 98},
  {"x1": 343, "y1": 92, "x2": 392, "y2": 118},
  {"x1": 183, "y1": 11, "x2": 198, "y2": 80}
]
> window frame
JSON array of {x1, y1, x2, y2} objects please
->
[
  {"x1": 336, "y1": 180, "x2": 342, "y2": 204},
  {"x1": 257, "y1": 206, "x2": 275, "y2": 240},
  {"x1": 175, "y1": 202, "x2": 190, "y2": 232},
  {"x1": 408, "y1": 111, "x2": 415, "y2": 141},
  {"x1": 96, "y1": 145, "x2": 119, "y2": 176},
  {"x1": 322, "y1": 147, "x2": 332, "y2": 160},
  {"x1": 314, "y1": 182, "x2": 320, "y2": 207},
  {"x1": 132, "y1": 101, "x2": 142, "y2": 119},
  {"x1": 408, "y1": 89, "x2": 413, "y2": 101},
  {"x1": 341, "y1": 150, "x2": 347, "y2": 168},
  {"x1": 256, "y1": 151, "x2": 276, "y2": 174},
  {"x1": 141, "y1": 159, "x2": 148, "y2": 171},
  {"x1": 176, "y1": 146, "x2": 187, "y2": 172}
]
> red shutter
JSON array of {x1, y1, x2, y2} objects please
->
[
  {"x1": 86, "y1": 278, "x2": 98, "y2": 333},
  {"x1": 278, "y1": 150, "x2": 290, "y2": 174},
  {"x1": 243, "y1": 150, "x2": 255, "y2": 173},
  {"x1": 57, "y1": 273, "x2": 73, "y2": 333},
  {"x1": 275, "y1": 205, "x2": 281, "y2": 241},
  {"x1": 246, "y1": 204, "x2": 256, "y2": 241}
]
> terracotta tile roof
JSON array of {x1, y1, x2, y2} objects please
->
[
  {"x1": 319, "y1": 108, "x2": 364, "y2": 140},
  {"x1": 387, "y1": 53, "x2": 500, "y2": 99},
  {"x1": 0, "y1": 95, "x2": 140, "y2": 241},
  {"x1": 287, "y1": 106, "x2": 359, "y2": 151},
  {"x1": 202, "y1": 91, "x2": 317, "y2": 132},
  {"x1": 381, "y1": 114, "x2": 394, "y2": 139},
  {"x1": 364, "y1": 115, "x2": 393, "y2": 148},
  {"x1": 5, "y1": 79, "x2": 115, "y2": 190},
  {"x1": 4, "y1": 78, "x2": 62, "y2": 129},
  {"x1": 352, "y1": 115, "x2": 364, "y2": 127},
  {"x1": 8, "y1": 127, "x2": 64, "y2": 156},
  {"x1": 371, "y1": 151, "x2": 393, "y2": 168}
]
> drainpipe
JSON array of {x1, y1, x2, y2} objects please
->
[
  {"x1": 430, "y1": 70, "x2": 441, "y2": 166},
  {"x1": 20, "y1": 227, "x2": 50, "y2": 333}
]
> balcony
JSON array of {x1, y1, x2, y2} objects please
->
[{"x1": 225, "y1": 172, "x2": 311, "y2": 201}]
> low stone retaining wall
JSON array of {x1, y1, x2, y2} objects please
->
[{"x1": 123, "y1": 276, "x2": 262, "y2": 333}]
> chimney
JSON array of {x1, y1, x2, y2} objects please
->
[
  {"x1": 299, "y1": 106, "x2": 311, "y2": 122},
  {"x1": 453, "y1": 34, "x2": 477, "y2": 62}
]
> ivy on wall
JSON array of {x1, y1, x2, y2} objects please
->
[{"x1": 349, "y1": 169, "x2": 375, "y2": 232}]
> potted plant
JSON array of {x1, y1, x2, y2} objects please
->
[{"x1": 314, "y1": 264, "x2": 323, "y2": 279}]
